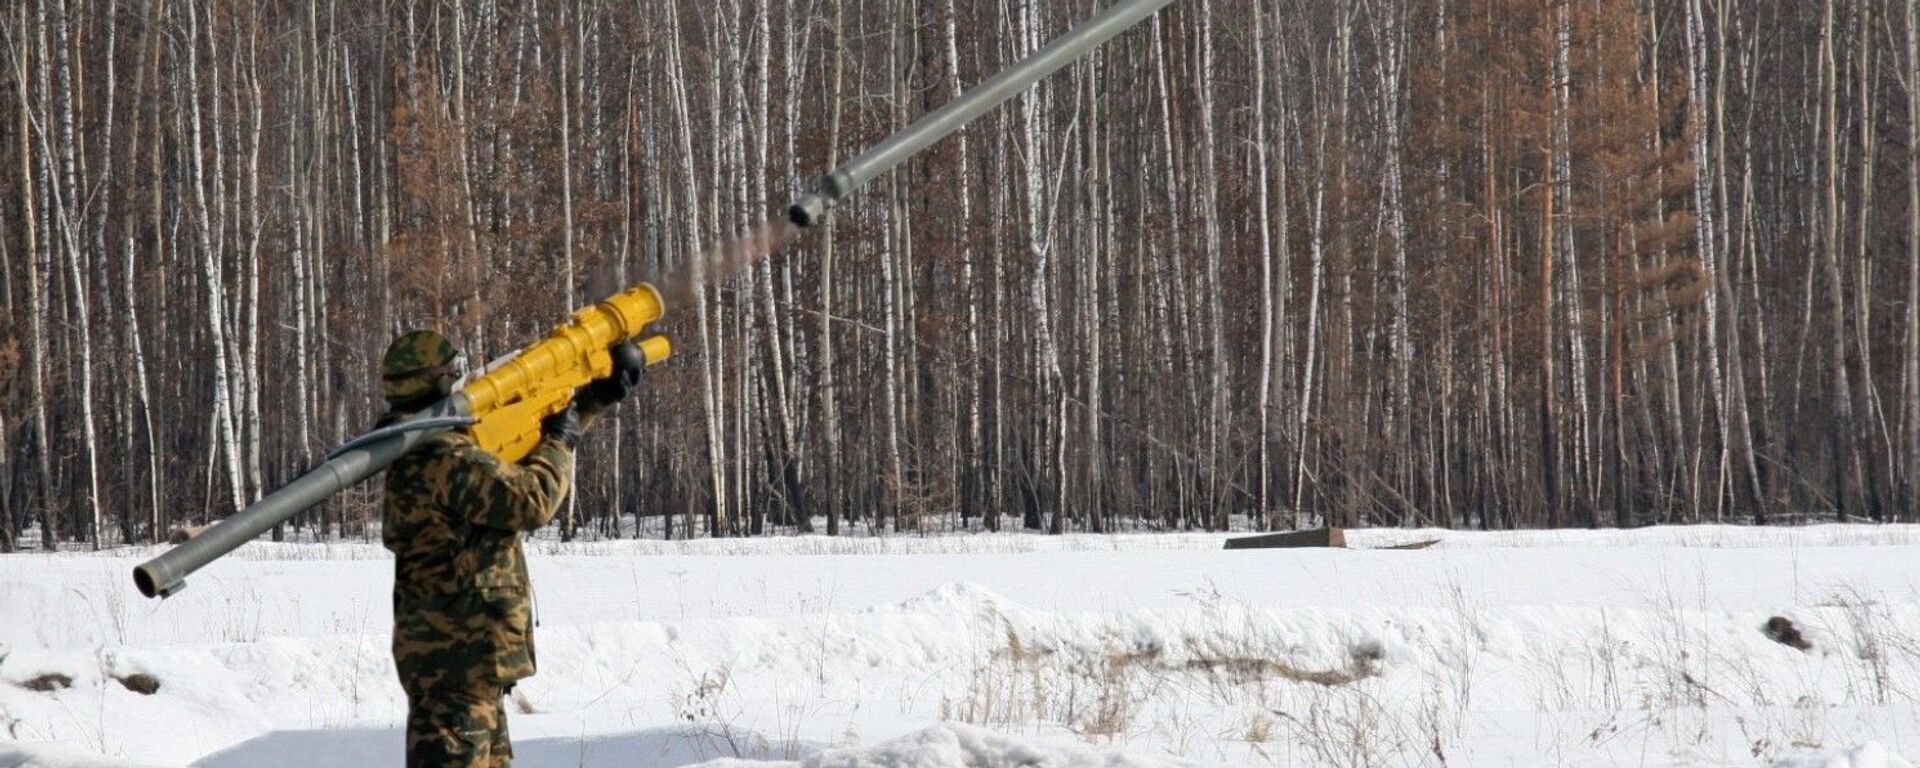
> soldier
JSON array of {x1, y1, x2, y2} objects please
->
[{"x1": 379, "y1": 329, "x2": 638, "y2": 767}]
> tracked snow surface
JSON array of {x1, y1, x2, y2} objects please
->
[{"x1": 1, "y1": 525, "x2": 1916, "y2": 767}]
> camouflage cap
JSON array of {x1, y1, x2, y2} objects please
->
[{"x1": 382, "y1": 330, "x2": 461, "y2": 404}]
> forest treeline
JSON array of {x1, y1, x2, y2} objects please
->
[{"x1": 2, "y1": 0, "x2": 1916, "y2": 549}]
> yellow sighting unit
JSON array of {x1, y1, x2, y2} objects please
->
[{"x1": 464, "y1": 284, "x2": 672, "y2": 462}]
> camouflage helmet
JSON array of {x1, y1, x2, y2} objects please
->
[{"x1": 382, "y1": 330, "x2": 462, "y2": 405}]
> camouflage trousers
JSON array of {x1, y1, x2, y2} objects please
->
[{"x1": 404, "y1": 684, "x2": 513, "y2": 768}]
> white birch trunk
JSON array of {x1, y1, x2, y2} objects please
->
[
  {"x1": 186, "y1": 0, "x2": 245, "y2": 517},
  {"x1": 49, "y1": 0, "x2": 100, "y2": 546},
  {"x1": 1716, "y1": 0, "x2": 1765, "y2": 522},
  {"x1": 1821, "y1": 0, "x2": 1860, "y2": 518},
  {"x1": 1087, "y1": 51, "x2": 1109, "y2": 530},
  {"x1": 1253, "y1": 0, "x2": 1275, "y2": 528},
  {"x1": 1012, "y1": 0, "x2": 1066, "y2": 530},
  {"x1": 943, "y1": 0, "x2": 981, "y2": 525},
  {"x1": 821, "y1": 0, "x2": 846, "y2": 535},
  {"x1": 287, "y1": 43, "x2": 312, "y2": 505},
  {"x1": 16, "y1": 3, "x2": 55, "y2": 547},
  {"x1": 1683, "y1": 0, "x2": 1729, "y2": 520},
  {"x1": 753, "y1": 0, "x2": 798, "y2": 528},
  {"x1": 96, "y1": 0, "x2": 125, "y2": 543},
  {"x1": 141, "y1": 17, "x2": 167, "y2": 537},
  {"x1": 243, "y1": 25, "x2": 266, "y2": 529},
  {"x1": 561, "y1": 45, "x2": 577, "y2": 310},
  {"x1": 122, "y1": 231, "x2": 159, "y2": 541},
  {"x1": 559, "y1": 35, "x2": 581, "y2": 541},
  {"x1": 1907, "y1": 0, "x2": 1919, "y2": 513},
  {"x1": 1554, "y1": 0, "x2": 1593, "y2": 521},
  {"x1": 1149, "y1": 11, "x2": 1183, "y2": 525},
  {"x1": 1293, "y1": 121, "x2": 1328, "y2": 526},
  {"x1": 665, "y1": 5, "x2": 728, "y2": 535},
  {"x1": 1854, "y1": 1, "x2": 1887, "y2": 516},
  {"x1": 58, "y1": 151, "x2": 99, "y2": 547},
  {"x1": 1381, "y1": 1, "x2": 1412, "y2": 521},
  {"x1": 1196, "y1": 0, "x2": 1226, "y2": 527},
  {"x1": 881, "y1": 12, "x2": 905, "y2": 532}
]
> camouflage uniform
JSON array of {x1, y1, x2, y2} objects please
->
[{"x1": 380, "y1": 330, "x2": 573, "y2": 768}]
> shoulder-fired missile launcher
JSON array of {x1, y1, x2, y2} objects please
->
[{"x1": 134, "y1": 286, "x2": 670, "y2": 598}]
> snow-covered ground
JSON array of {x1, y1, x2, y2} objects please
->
[{"x1": 2, "y1": 525, "x2": 1917, "y2": 767}]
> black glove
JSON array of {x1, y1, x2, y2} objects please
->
[
  {"x1": 578, "y1": 342, "x2": 645, "y2": 415},
  {"x1": 541, "y1": 405, "x2": 584, "y2": 450}
]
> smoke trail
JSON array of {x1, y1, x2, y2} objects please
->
[{"x1": 654, "y1": 217, "x2": 802, "y2": 310}]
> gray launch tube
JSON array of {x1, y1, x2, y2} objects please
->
[
  {"x1": 133, "y1": 397, "x2": 472, "y2": 598},
  {"x1": 787, "y1": 0, "x2": 1180, "y2": 227}
]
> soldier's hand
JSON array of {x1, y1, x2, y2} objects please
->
[
  {"x1": 541, "y1": 406, "x2": 584, "y2": 450},
  {"x1": 579, "y1": 342, "x2": 644, "y2": 415}
]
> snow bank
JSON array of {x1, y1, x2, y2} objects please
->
[
  {"x1": 1772, "y1": 742, "x2": 1917, "y2": 768},
  {"x1": 687, "y1": 722, "x2": 1197, "y2": 768},
  {"x1": 52, "y1": 521, "x2": 1920, "y2": 563},
  {"x1": 0, "y1": 742, "x2": 171, "y2": 768},
  {"x1": 4, "y1": 525, "x2": 1919, "y2": 767},
  {"x1": 0, "y1": 723, "x2": 1190, "y2": 768}
]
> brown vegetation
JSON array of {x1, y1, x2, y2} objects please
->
[
  {"x1": 115, "y1": 673, "x2": 161, "y2": 695},
  {"x1": 20, "y1": 673, "x2": 73, "y2": 692},
  {"x1": 1762, "y1": 616, "x2": 1812, "y2": 651}
]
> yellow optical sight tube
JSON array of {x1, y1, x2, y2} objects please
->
[{"x1": 463, "y1": 284, "x2": 672, "y2": 462}]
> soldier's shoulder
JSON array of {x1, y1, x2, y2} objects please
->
[
  {"x1": 393, "y1": 430, "x2": 472, "y2": 469},
  {"x1": 411, "y1": 429, "x2": 479, "y2": 453},
  {"x1": 431, "y1": 429, "x2": 479, "y2": 448},
  {"x1": 421, "y1": 429, "x2": 502, "y2": 474},
  {"x1": 388, "y1": 431, "x2": 487, "y2": 500}
]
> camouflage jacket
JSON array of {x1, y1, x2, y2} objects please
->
[{"x1": 383, "y1": 426, "x2": 573, "y2": 692}]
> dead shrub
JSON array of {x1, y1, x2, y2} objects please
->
[
  {"x1": 1763, "y1": 616, "x2": 1811, "y2": 651},
  {"x1": 117, "y1": 673, "x2": 161, "y2": 695},
  {"x1": 21, "y1": 673, "x2": 73, "y2": 692}
]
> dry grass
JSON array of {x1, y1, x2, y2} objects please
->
[
  {"x1": 1185, "y1": 643, "x2": 1383, "y2": 688},
  {"x1": 951, "y1": 610, "x2": 1393, "y2": 751}
]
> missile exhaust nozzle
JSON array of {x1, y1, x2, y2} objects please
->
[{"x1": 788, "y1": 171, "x2": 855, "y2": 229}]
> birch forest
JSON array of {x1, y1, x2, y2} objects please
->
[{"x1": 2, "y1": 0, "x2": 1917, "y2": 550}]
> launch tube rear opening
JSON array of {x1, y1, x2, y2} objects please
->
[
  {"x1": 131, "y1": 397, "x2": 476, "y2": 599},
  {"x1": 133, "y1": 563, "x2": 172, "y2": 598},
  {"x1": 133, "y1": 566, "x2": 157, "y2": 598}
]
